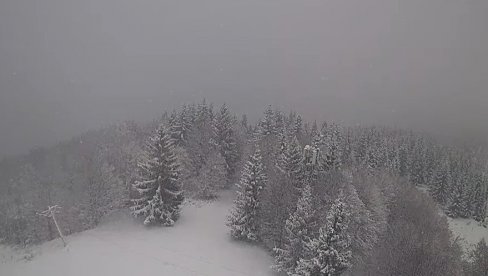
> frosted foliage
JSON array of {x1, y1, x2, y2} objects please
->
[
  {"x1": 131, "y1": 125, "x2": 184, "y2": 226},
  {"x1": 295, "y1": 194, "x2": 351, "y2": 276},
  {"x1": 273, "y1": 184, "x2": 317, "y2": 275},
  {"x1": 228, "y1": 148, "x2": 267, "y2": 241}
]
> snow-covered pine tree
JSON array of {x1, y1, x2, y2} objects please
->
[
  {"x1": 173, "y1": 145, "x2": 197, "y2": 195},
  {"x1": 342, "y1": 183, "x2": 378, "y2": 265},
  {"x1": 287, "y1": 110, "x2": 296, "y2": 126},
  {"x1": 466, "y1": 238, "x2": 488, "y2": 275},
  {"x1": 228, "y1": 147, "x2": 267, "y2": 241},
  {"x1": 197, "y1": 151, "x2": 227, "y2": 200},
  {"x1": 131, "y1": 125, "x2": 184, "y2": 226},
  {"x1": 295, "y1": 192, "x2": 352, "y2": 276},
  {"x1": 241, "y1": 114, "x2": 249, "y2": 131},
  {"x1": 278, "y1": 124, "x2": 290, "y2": 156},
  {"x1": 353, "y1": 131, "x2": 369, "y2": 164},
  {"x1": 84, "y1": 150, "x2": 125, "y2": 226},
  {"x1": 429, "y1": 156, "x2": 452, "y2": 206},
  {"x1": 196, "y1": 99, "x2": 209, "y2": 123},
  {"x1": 448, "y1": 177, "x2": 470, "y2": 218},
  {"x1": 273, "y1": 184, "x2": 317, "y2": 275},
  {"x1": 274, "y1": 110, "x2": 285, "y2": 135},
  {"x1": 470, "y1": 172, "x2": 487, "y2": 222},
  {"x1": 186, "y1": 103, "x2": 213, "y2": 174},
  {"x1": 303, "y1": 145, "x2": 324, "y2": 183},
  {"x1": 456, "y1": 155, "x2": 476, "y2": 217},
  {"x1": 385, "y1": 138, "x2": 400, "y2": 174},
  {"x1": 323, "y1": 124, "x2": 343, "y2": 170},
  {"x1": 303, "y1": 122, "x2": 311, "y2": 138},
  {"x1": 422, "y1": 143, "x2": 437, "y2": 187},
  {"x1": 311, "y1": 121, "x2": 319, "y2": 145},
  {"x1": 188, "y1": 103, "x2": 197, "y2": 126},
  {"x1": 340, "y1": 130, "x2": 353, "y2": 168},
  {"x1": 292, "y1": 114, "x2": 303, "y2": 140},
  {"x1": 260, "y1": 105, "x2": 276, "y2": 137},
  {"x1": 409, "y1": 136, "x2": 426, "y2": 185},
  {"x1": 196, "y1": 99, "x2": 215, "y2": 126},
  {"x1": 213, "y1": 104, "x2": 239, "y2": 179},
  {"x1": 365, "y1": 146, "x2": 380, "y2": 173},
  {"x1": 178, "y1": 104, "x2": 193, "y2": 143},
  {"x1": 169, "y1": 110, "x2": 183, "y2": 145},
  {"x1": 320, "y1": 121, "x2": 328, "y2": 136},
  {"x1": 277, "y1": 136, "x2": 305, "y2": 185}
]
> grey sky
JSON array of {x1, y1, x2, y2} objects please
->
[{"x1": 1, "y1": 0, "x2": 487, "y2": 158}]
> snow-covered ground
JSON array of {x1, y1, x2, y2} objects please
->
[
  {"x1": 417, "y1": 185, "x2": 488, "y2": 253},
  {"x1": 448, "y1": 217, "x2": 488, "y2": 252},
  {"x1": 0, "y1": 192, "x2": 275, "y2": 276}
]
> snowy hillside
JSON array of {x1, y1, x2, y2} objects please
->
[
  {"x1": 420, "y1": 184, "x2": 488, "y2": 254},
  {"x1": 449, "y1": 217, "x2": 488, "y2": 252},
  {"x1": 0, "y1": 192, "x2": 274, "y2": 276}
]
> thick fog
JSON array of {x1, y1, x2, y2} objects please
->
[{"x1": 0, "y1": 0, "x2": 487, "y2": 158}]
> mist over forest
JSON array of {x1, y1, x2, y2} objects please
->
[
  {"x1": 1, "y1": 0, "x2": 488, "y2": 158},
  {"x1": 1, "y1": 1, "x2": 488, "y2": 276}
]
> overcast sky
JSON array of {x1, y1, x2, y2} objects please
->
[{"x1": 1, "y1": 0, "x2": 487, "y2": 158}]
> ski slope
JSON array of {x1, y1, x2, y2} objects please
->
[{"x1": 0, "y1": 192, "x2": 275, "y2": 276}]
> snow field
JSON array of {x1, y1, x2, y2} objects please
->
[{"x1": 0, "y1": 192, "x2": 275, "y2": 276}]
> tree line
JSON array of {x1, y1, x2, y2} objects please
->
[{"x1": 1, "y1": 101, "x2": 488, "y2": 275}]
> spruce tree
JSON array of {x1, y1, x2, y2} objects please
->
[
  {"x1": 178, "y1": 104, "x2": 193, "y2": 143},
  {"x1": 260, "y1": 105, "x2": 276, "y2": 136},
  {"x1": 188, "y1": 103, "x2": 197, "y2": 126},
  {"x1": 213, "y1": 104, "x2": 239, "y2": 178},
  {"x1": 423, "y1": 145, "x2": 436, "y2": 186},
  {"x1": 365, "y1": 147, "x2": 379, "y2": 172},
  {"x1": 228, "y1": 147, "x2": 267, "y2": 241},
  {"x1": 310, "y1": 121, "x2": 319, "y2": 145},
  {"x1": 386, "y1": 140, "x2": 400, "y2": 174},
  {"x1": 471, "y1": 173, "x2": 488, "y2": 222},
  {"x1": 241, "y1": 114, "x2": 248, "y2": 131},
  {"x1": 278, "y1": 125, "x2": 290, "y2": 156},
  {"x1": 169, "y1": 110, "x2": 183, "y2": 145},
  {"x1": 467, "y1": 239, "x2": 488, "y2": 276},
  {"x1": 323, "y1": 124, "x2": 343, "y2": 170},
  {"x1": 296, "y1": 193, "x2": 352, "y2": 276},
  {"x1": 131, "y1": 125, "x2": 184, "y2": 226},
  {"x1": 196, "y1": 99, "x2": 209, "y2": 124},
  {"x1": 277, "y1": 136, "x2": 305, "y2": 184},
  {"x1": 409, "y1": 137, "x2": 426, "y2": 185},
  {"x1": 274, "y1": 110, "x2": 285, "y2": 135},
  {"x1": 430, "y1": 157, "x2": 452, "y2": 205},
  {"x1": 292, "y1": 114, "x2": 303, "y2": 139},
  {"x1": 197, "y1": 151, "x2": 227, "y2": 200},
  {"x1": 303, "y1": 145, "x2": 324, "y2": 183},
  {"x1": 273, "y1": 184, "x2": 317, "y2": 275},
  {"x1": 448, "y1": 178, "x2": 470, "y2": 218}
]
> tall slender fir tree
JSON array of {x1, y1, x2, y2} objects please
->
[
  {"x1": 296, "y1": 192, "x2": 352, "y2": 276},
  {"x1": 213, "y1": 104, "x2": 239, "y2": 179},
  {"x1": 273, "y1": 184, "x2": 317, "y2": 275},
  {"x1": 131, "y1": 125, "x2": 184, "y2": 226},
  {"x1": 228, "y1": 147, "x2": 267, "y2": 241},
  {"x1": 430, "y1": 157, "x2": 452, "y2": 205},
  {"x1": 277, "y1": 136, "x2": 305, "y2": 185}
]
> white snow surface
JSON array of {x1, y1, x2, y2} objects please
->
[
  {"x1": 416, "y1": 185, "x2": 488, "y2": 253},
  {"x1": 0, "y1": 191, "x2": 275, "y2": 276},
  {"x1": 448, "y1": 217, "x2": 488, "y2": 252}
]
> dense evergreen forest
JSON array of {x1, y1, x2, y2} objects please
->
[{"x1": 1, "y1": 100, "x2": 488, "y2": 275}]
